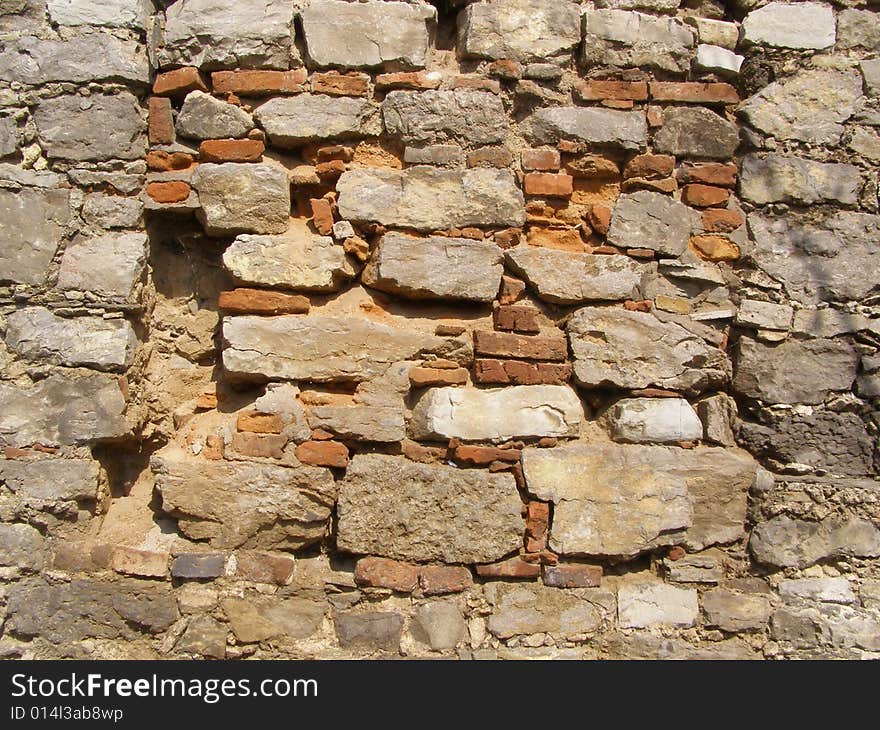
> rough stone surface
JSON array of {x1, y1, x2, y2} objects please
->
[
  {"x1": 568, "y1": 307, "x2": 729, "y2": 394},
  {"x1": 505, "y1": 247, "x2": 645, "y2": 304},
  {"x1": 34, "y1": 92, "x2": 145, "y2": 161},
  {"x1": 609, "y1": 397, "x2": 703, "y2": 444},
  {"x1": 223, "y1": 220, "x2": 355, "y2": 292},
  {"x1": 618, "y1": 583, "x2": 699, "y2": 628},
  {"x1": 485, "y1": 583, "x2": 606, "y2": 639},
  {"x1": 607, "y1": 191, "x2": 692, "y2": 256},
  {"x1": 653, "y1": 107, "x2": 739, "y2": 160},
  {"x1": 254, "y1": 95, "x2": 381, "y2": 146},
  {"x1": 410, "y1": 385, "x2": 583, "y2": 442},
  {"x1": 82, "y1": 194, "x2": 143, "y2": 230},
  {"x1": 838, "y1": 9, "x2": 880, "y2": 51},
  {"x1": 336, "y1": 167, "x2": 525, "y2": 230},
  {"x1": 739, "y1": 154, "x2": 861, "y2": 206},
  {"x1": 222, "y1": 314, "x2": 462, "y2": 382},
  {"x1": 779, "y1": 577, "x2": 856, "y2": 605},
  {"x1": 702, "y1": 589, "x2": 772, "y2": 632},
  {"x1": 334, "y1": 611, "x2": 404, "y2": 651},
  {"x1": 382, "y1": 90, "x2": 506, "y2": 146},
  {"x1": 748, "y1": 212, "x2": 880, "y2": 305},
  {"x1": 0, "y1": 523, "x2": 46, "y2": 571},
  {"x1": 742, "y1": 2, "x2": 836, "y2": 50},
  {"x1": 0, "y1": 373, "x2": 128, "y2": 447},
  {"x1": 159, "y1": 0, "x2": 295, "y2": 70},
  {"x1": 0, "y1": 32, "x2": 150, "y2": 85},
  {"x1": 734, "y1": 337, "x2": 859, "y2": 405},
  {"x1": 301, "y1": 0, "x2": 434, "y2": 70},
  {"x1": 523, "y1": 107, "x2": 647, "y2": 150},
  {"x1": 751, "y1": 515, "x2": 880, "y2": 569},
  {"x1": 47, "y1": 0, "x2": 153, "y2": 30},
  {"x1": 191, "y1": 163, "x2": 290, "y2": 236},
  {"x1": 0, "y1": 188, "x2": 69, "y2": 286},
  {"x1": 337, "y1": 454, "x2": 523, "y2": 563},
  {"x1": 583, "y1": 10, "x2": 696, "y2": 72},
  {"x1": 363, "y1": 233, "x2": 503, "y2": 302},
  {"x1": 739, "y1": 69, "x2": 863, "y2": 146},
  {"x1": 0, "y1": 457, "x2": 99, "y2": 501},
  {"x1": 5, "y1": 308, "x2": 137, "y2": 371},
  {"x1": 152, "y1": 444, "x2": 336, "y2": 550},
  {"x1": 176, "y1": 91, "x2": 253, "y2": 140},
  {"x1": 458, "y1": 0, "x2": 582, "y2": 63},
  {"x1": 307, "y1": 405, "x2": 405, "y2": 443},
  {"x1": 412, "y1": 602, "x2": 466, "y2": 651},
  {"x1": 56, "y1": 232, "x2": 147, "y2": 303}
]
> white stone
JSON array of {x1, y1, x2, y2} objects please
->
[
  {"x1": 735, "y1": 300, "x2": 793, "y2": 331},
  {"x1": 695, "y1": 44, "x2": 744, "y2": 74},
  {"x1": 47, "y1": 0, "x2": 153, "y2": 30},
  {"x1": 610, "y1": 397, "x2": 703, "y2": 444},
  {"x1": 686, "y1": 17, "x2": 740, "y2": 49},
  {"x1": 618, "y1": 582, "x2": 699, "y2": 628},
  {"x1": 778, "y1": 577, "x2": 856, "y2": 605},
  {"x1": 410, "y1": 385, "x2": 583, "y2": 442},
  {"x1": 742, "y1": 2, "x2": 836, "y2": 50}
]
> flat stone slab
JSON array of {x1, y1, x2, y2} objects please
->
[
  {"x1": 740, "y1": 154, "x2": 860, "y2": 206},
  {"x1": 607, "y1": 191, "x2": 692, "y2": 257},
  {"x1": 254, "y1": 95, "x2": 381, "y2": 146},
  {"x1": 609, "y1": 397, "x2": 703, "y2": 443},
  {"x1": 523, "y1": 106, "x2": 647, "y2": 150},
  {"x1": 0, "y1": 187, "x2": 69, "y2": 286},
  {"x1": 56, "y1": 232, "x2": 147, "y2": 304},
  {"x1": 382, "y1": 89, "x2": 507, "y2": 146},
  {"x1": 583, "y1": 9, "x2": 695, "y2": 72},
  {"x1": 742, "y1": 1, "x2": 836, "y2": 49},
  {"x1": 0, "y1": 457, "x2": 100, "y2": 502}
]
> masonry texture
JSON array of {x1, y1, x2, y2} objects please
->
[{"x1": 0, "y1": 0, "x2": 879, "y2": 660}]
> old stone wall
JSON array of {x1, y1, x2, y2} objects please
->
[{"x1": 1, "y1": 0, "x2": 879, "y2": 660}]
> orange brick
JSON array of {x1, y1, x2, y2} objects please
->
[
  {"x1": 680, "y1": 162, "x2": 738, "y2": 188},
  {"x1": 354, "y1": 557, "x2": 420, "y2": 592},
  {"x1": 476, "y1": 557, "x2": 541, "y2": 579},
  {"x1": 522, "y1": 148, "x2": 561, "y2": 171},
  {"x1": 148, "y1": 97, "x2": 174, "y2": 145},
  {"x1": 374, "y1": 71, "x2": 441, "y2": 90},
  {"x1": 409, "y1": 367, "x2": 468, "y2": 388},
  {"x1": 199, "y1": 139, "x2": 264, "y2": 163},
  {"x1": 474, "y1": 359, "x2": 572, "y2": 385},
  {"x1": 211, "y1": 69, "x2": 307, "y2": 95},
  {"x1": 649, "y1": 81, "x2": 740, "y2": 104},
  {"x1": 146, "y1": 150, "x2": 194, "y2": 171},
  {"x1": 682, "y1": 183, "x2": 730, "y2": 208},
  {"x1": 575, "y1": 80, "x2": 648, "y2": 101},
  {"x1": 236, "y1": 410, "x2": 284, "y2": 434},
  {"x1": 146, "y1": 181, "x2": 190, "y2": 203},
  {"x1": 311, "y1": 71, "x2": 370, "y2": 96},
  {"x1": 153, "y1": 66, "x2": 207, "y2": 96},
  {"x1": 218, "y1": 288, "x2": 310, "y2": 315},
  {"x1": 702, "y1": 208, "x2": 744, "y2": 233},
  {"x1": 231, "y1": 432, "x2": 287, "y2": 459},
  {"x1": 419, "y1": 566, "x2": 472, "y2": 596},
  {"x1": 524, "y1": 172, "x2": 573, "y2": 197},
  {"x1": 587, "y1": 204, "x2": 612, "y2": 236},
  {"x1": 473, "y1": 330, "x2": 567, "y2": 361},
  {"x1": 453, "y1": 444, "x2": 521, "y2": 466},
  {"x1": 498, "y1": 275, "x2": 526, "y2": 304},
  {"x1": 294, "y1": 440, "x2": 349, "y2": 468},
  {"x1": 623, "y1": 154, "x2": 675, "y2": 180},
  {"x1": 310, "y1": 198, "x2": 334, "y2": 235},
  {"x1": 493, "y1": 305, "x2": 540, "y2": 333},
  {"x1": 467, "y1": 146, "x2": 513, "y2": 168},
  {"x1": 690, "y1": 234, "x2": 740, "y2": 262}
]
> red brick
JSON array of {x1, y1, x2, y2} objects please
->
[
  {"x1": 476, "y1": 558, "x2": 541, "y2": 579},
  {"x1": 231, "y1": 432, "x2": 287, "y2": 459},
  {"x1": 493, "y1": 227, "x2": 522, "y2": 248},
  {"x1": 623, "y1": 153, "x2": 675, "y2": 180},
  {"x1": 211, "y1": 69, "x2": 307, "y2": 95},
  {"x1": 311, "y1": 71, "x2": 370, "y2": 97},
  {"x1": 473, "y1": 330, "x2": 567, "y2": 361},
  {"x1": 146, "y1": 150, "x2": 194, "y2": 171},
  {"x1": 310, "y1": 198, "x2": 334, "y2": 235},
  {"x1": 667, "y1": 545, "x2": 687, "y2": 561},
  {"x1": 587, "y1": 204, "x2": 612, "y2": 236},
  {"x1": 474, "y1": 359, "x2": 572, "y2": 385},
  {"x1": 680, "y1": 162, "x2": 738, "y2": 188},
  {"x1": 435, "y1": 324, "x2": 466, "y2": 336},
  {"x1": 111, "y1": 546, "x2": 169, "y2": 578},
  {"x1": 520, "y1": 550, "x2": 559, "y2": 566},
  {"x1": 237, "y1": 410, "x2": 284, "y2": 434},
  {"x1": 702, "y1": 208, "x2": 743, "y2": 233},
  {"x1": 647, "y1": 105, "x2": 663, "y2": 127},
  {"x1": 310, "y1": 428, "x2": 334, "y2": 441},
  {"x1": 218, "y1": 288, "x2": 310, "y2": 315},
  {"x1": 419, "y1": 566, "x2": 473, "y2": 596},
  {"x1": 525, "y1": 501, "x2": 550, "y2": 553},
  {"x1": 195, "y1": 392, "x2": 218, "y2": 410},
  {"x1": 488, "y1": 59, "x2": 523, "y2": 80},
  {"x1": 682, "y1": 183, "x2": 730, "y2": 208},
  {"x1": 374, "y1": 71, "x2": 441, "y2": 90},
  {"x1": 451, "y1": 75, "x2": 500, "y2": 93},
  {"x1": 625, "y1": 249, "x2": 655, "y2": 260},
  {"x1": 316, "y1": 145, "x2": 355, "y2": 162},
  {"x1": 409, "y1": 367, "x2": 468, "y2": 388},
  {"x1": 521, "y1": 148, "x2": 561, "y2": 171},
  {"x1": 401, "y1": 439, "x2": 446, "y2": 464},
  {"x1": 493, "y1": 305, "x2": 540, "y2": 334},
  {"x1": 591, "y1": 245, "x2": 619, "y2": 255},
  {"x1": 541, "y1": 564, "x2": 602, "y2": 588},
  {"x1": 624, "y1": 299, "x2": 653, "y2": 311},
  {"x1": 153, "y1": 66, "x2": 207, "y2": 96},
  {"x1": 146, "y1": 181, "x2": 190, "y2": 203},
  {"x1": 524, "y1": 172, "x2": 574, "y2": 197},
  {"x1": 453, "y1": 444, "x2": 521, "y2": 466},
  {"x1": 499, "y1": 275, "x2": 526, "y2": 304},
  {"x1": 620, "y1": 177, "x2": 676, "y2": 194},
  {"x1": 649, "y1": 81, "x2": 740, "y2": 104},
  {"x1": 467, "y1": 146, "x2": 513, "y2": 168},
  {"x1": 148, "y1": 96, "x2": 175, "y2": 145},
  {"x1": 294, "y1": 440, "x2": 349, "y2": 468},
  {"x1": 575, "y1": 79, "x2": 648, "y2": 101},
  {"x1": 602, "y1": 99, "x2": 634, "y2": 109},
  {"x1": 235, "y1": 551, "x2": 296, "y2": 585},
  {"x1": 354, "y1": 557, "x2": 420, "y2": 592},
  {"x1": 199, "y1": 138, "x2": 264, "y2": 163},
  {"x1": 316, "y1": 159, "x2": 345, "y2": 179}
]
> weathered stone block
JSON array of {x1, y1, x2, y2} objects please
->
[
  {"x1": 307, "y1": 405, "x2": 405, "y2": 443},
  {"x1": 0, "y1": 187, "x2": 69, "y2": 286},
  {"x1": 0, "y1": 523, "x2": 46, "y2": 571},
  {"x1": 733, "y1": 337, "x2": 858, "y2": 405},
  {"x1": 82, "y1": 194, "x2": 143, "y2": 230},
  {"x1": 751, "y1": 515, "x2": 880, "y2": 569},
  {"x1": 57, "y1": 232, "x2": 147, "y2": 303},
  {"x1": 0, "y1": 457, "x2": 99, "y2": 501},
  {"x1": 34, "y1": 92, "x2": 145, "y2": 162},
  {"x1": 609, "y1": 397, "x2": 702, "y2": 444},
  {"x1": 742, "y1": 2, "x2": 836, "y2": 50},
  {"x1": 301, "y1": 0, "x2": 435, "y2": 70},
  {"x1": 254, "y1": 95, "x2": 381, "y2": 146},
  {"x1": 223, "y1": 220, "x2": 355, "y2": 292},
  {"x1": 618, "y1": 582, "x2": 699, "y2": 628},
  {"x1": 607, "y1": 191, "x2": 692, "y2": 257},
  {"x1": 191, "y1": 163, "x2": 290, "y2": 236},
  {"x1": 458, "y1": 0, "x2": 582, "y2": 62},
  {"x1": 382, "y1": 89, "x2": 506, "y2": 146},
  {"x1": 158, "y1": 0, "x2": 295, "y2": 70},
  {"x1": 152, "y1": 444, "x2": 337, "y2": 550},
  {"x1": 739, "y1": 154, "x2": 860, "y2": 206},
  {"x1": 653, "y1": 107, "x2": 739, "y2": 159},
  {"x1": 6, "y1": 308, "x2": 137, "y2": 371},
  {"x1": 523, "y1": 107, "x2": 647, "y2": 150},
  {"x1": 176, "y1": 91, "x2": 253, "y2": 140},
  {"x1": 363, "y1": 232, "x2": 503, "y2": 302},
  {"x1": 171, "y1": 553, "x2": 226, "y2": 579},
  {"x1": 334, "y1": 611, "x2": 404, "y2": 651},
  {"x1": 702, "y1": 588, "x2": 772, "y2": 632},
  {"x1": 779, "y1": 577, "x2": 856, "y2": 605},
  {"x1": 336, "y1": 167, "x2": 525, "y2": 230},
  {"x1": 412, "y1": 602, "x2": 466, "y2": 651},
  {"x1": 337, "y1": 454, "x2": 523, "y2": 563},
  {"x1": 47, "y1": 0, "x2": 153, "y2": 30},
  {"x1": 410, "y1": 385, "x2": 583, "y2": 441},
  {"x1": 568, "y1": 307, "x2": 729, "y2": 394},
  {"x1": 0, "y1": 373, "x2": 128, "y2": 447},
  {"x1": 485, "y1": 583, "x2": 607, "y2": 639}
]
